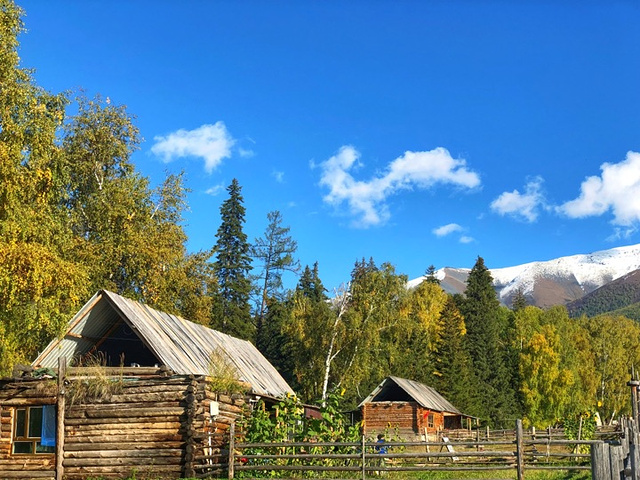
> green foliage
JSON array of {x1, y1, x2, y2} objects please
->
[
  {"x1": 458, "y1": 257, "x2": 521, "y2": 426},
  {"x1": 433, "y1": 296, "x2": 475, "y2": 413},
  {"x1": 239, "y1": 390, "x2": 361, "y2": 478},
  {"x1": 212, "y1": 179, "x2": 254, "y2": 340},
  {"x1": 582, "y1": 314, "x2": 640, "y2": 422},
  {"x1": 251, "y1": 210, "x2": 300, "y2": 347},
  {"x1": 563, "y1": 410, "x2": 597, "y2": 453}
]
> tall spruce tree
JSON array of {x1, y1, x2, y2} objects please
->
[
  {"x1": 434, "y1": 296, "x2": 475, "y2": 414},
  {"x1": 459, "y1": 256, "x2": 519, "y2": 426},
  {"x1": 212, "y1": 179, "x2": 253, "y2": 340}
]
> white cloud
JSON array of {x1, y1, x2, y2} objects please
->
[
  {"x1": 432, "y1": 223, "x2": 474, "y2": 243},
  {"x1": 491, "y1": 177, "x2": 545, "y2": 222},
  {"x1": 205, "y1": 183, "x2": 225, "y2": 196},
  {"x1": 433, "y1": 223, "x2": 464, "y2": 237},
  {"x1": 318, "y1": 146, "x2": 481, "y2": 227},
  {"x1": 151, "y1": 122, "x2": 235, "y2": 173},
  {"x1": 238, "y1": 147, "x2": 255, "y2": 158},
  {"x1": 272, "y1": 170, "x2": 285, "y2": 183},
  {"x1": 559, "y1": 151, "x2": 640, "y2": 226}
]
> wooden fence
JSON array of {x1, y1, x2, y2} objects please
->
[{"x1": 194, "y1": 420, "x2": 620, "y2": 480}]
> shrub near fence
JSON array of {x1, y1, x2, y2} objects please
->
[{"x1": 200, "y1": 420, "x2": 612, "y2": 480}]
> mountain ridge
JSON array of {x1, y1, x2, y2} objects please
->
[{"x1": 408, "y1": 243, "x2": 640, "y2": 308}]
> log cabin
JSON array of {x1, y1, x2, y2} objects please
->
[
  {"x1": 0, "y1": 290, "x2": 294, "y2": 480},
  {"x1": 359, "y1": 376, "x2": 470, "y2": 439}
]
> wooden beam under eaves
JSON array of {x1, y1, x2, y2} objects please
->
[{"x1": 64, "y1": 332, "x2": 101, "y2": 342}]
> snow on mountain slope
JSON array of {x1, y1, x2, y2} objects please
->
[{"x1": 409, "y1": 243, "x2": 640, "y2": 307}]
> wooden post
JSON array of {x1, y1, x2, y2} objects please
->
[
  {"x1": 610, "y1": 445, "x2": 624, "y2": 480},
  {"x1": 578, "y1": 415, "x2": 583, "y2": 441},
  {"x1": 630, "y1": 420, "x2": 640, "y2": 480},
  {"x1": 592, "y1": 442, "x2": 611, "y2": 480},
  {"x1": 629, "y1": 380, "x2": 640, "y2": 426},
  {"x1": 631, "y1": 442, "x2": 640, "y2": 480},
  {"x1": 516, "y1": 419, "x2": 524, "y2": 480},
  {"x1": 361, "y1": 435, "x2": 366, "y2": 480},
  {"x1": 228, "y1": 422, "x2": 235, "y2": 480},
  {"x1": 55, "y1": 356, "x2": 66, "y2": 480}
]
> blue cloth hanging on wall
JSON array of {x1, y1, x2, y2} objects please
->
[{"x1": 41, "y1": 405, "x2": 56, "y2": 447}]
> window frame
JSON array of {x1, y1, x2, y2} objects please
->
[
  {"x1": 427, "y1": 412, "x2": 435, "y2": 429},
  {"x1": 12, "y1": 405, "x2": 56, "y2": 456}
]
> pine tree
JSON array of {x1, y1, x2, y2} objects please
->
[
  {"x1": 212, "y1": 179, "x2": 253, "y2": 340},
  {"x1": 425, "y1": 265, "x2": 440, "y2": 285},
  {"x1": 256, "y1": 295, "x2": 297, "y2": 388},
  {"x1": 434, "y1": 296, "x2": 475, "y2": 414},
  {"x1": 296, "y1": 262, "x2": 327, "y2": 302},
  {"x1": 251, "y1": 210, "x2": 300, "y2": 345},
  {"x1": 459, "y1": 256, "x2": 519, "y2": 426},
  {"x1": 511, "y1": 288, "x2": 528, "y2": 311}
]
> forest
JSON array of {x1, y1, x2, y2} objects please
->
[{"x1": 2, "y1": 0, "x2": 640, "y2": 430}]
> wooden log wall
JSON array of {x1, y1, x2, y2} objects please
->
[
  {"x1": 362, "y1": 402, "x2": 446, "y2": 439},
  {"x1": 0, "y1": 374, "x2": 249, "y2": 480},
  {"x1": 63, "y1": 376, "x2": 192, "y2": 480},
  {"x1": 362, "y1": 402, "x2": 418, "y2": 438},
  {"x1": 0, "y1": 379, "x2": 57, "y2": 480},
  {"x1": 192, "y1": 389, "x2": 247, "y2": 477}
]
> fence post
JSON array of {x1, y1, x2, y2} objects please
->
[
  {"x1": 516, "y1": 419, "x2": 524, "y2": 480},
  {"x1": 228, "y1": 422, "x2": 235, "y2": 480},
  {"x1": 361, "y1": 435, "x2": 366, "y2": 480},
  {"x1": 611, "y1": 444, "x2": 624, "y2": 480},
  {"x1": 55, "y1": 356, "x2": 66, "y2": 480},
  {"x1": 592, "y1": 442, "x2": 611, "y2": 480},
  {"x1": 629, "y1": 380, "x2": 640, "y2": 426},
  {"x1": 630, "y1": 420, "x2": 640, "y2": 480}
]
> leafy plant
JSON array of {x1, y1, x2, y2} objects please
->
[{"x1": 563, "y1": 410, "x2": 596, "y2": 453}]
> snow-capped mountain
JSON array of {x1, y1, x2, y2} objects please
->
[{"x1": 408, "y1": 244, "x2": 640, "y2": 308}]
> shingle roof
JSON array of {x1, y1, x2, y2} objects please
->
[
  {"x1": 358, "y1": 376, "x2": 462, "y2": 414},
  {"x1": 33, "y1": 290, "x2": 294, "y2": 398}
]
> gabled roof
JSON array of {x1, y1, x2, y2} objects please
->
[
  {"x1": 33, "y1": 290, "x2": 294, "y2": 398},
  {"x1": 358, "y1": 376, "x2": 462, "y2": 414}
]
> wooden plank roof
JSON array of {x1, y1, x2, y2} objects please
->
[
  {"x1": 32, "y1": 290, "x2": 294, "y2": 398},
  {"x1": 358, "y1": 376, "x2": 462, "y2": 414}
]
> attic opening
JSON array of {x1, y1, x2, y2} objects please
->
[
  {"x1": 372, "y1": 381, "x2": 413, "y2": 402},
  {"x1": 91, "y1": 321, "x2": 159, "y2": 367}
]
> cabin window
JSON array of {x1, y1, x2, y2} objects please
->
[
  {"x1": 427, "y1": 413, "x2": 434, "y2": 429},
  {"x1": 12, "y1": 405, "x2": 55, "y2": 454}
]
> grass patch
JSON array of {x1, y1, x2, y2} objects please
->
[{"x1": 66, "y1": 353, "x2": 124, "y2": 405}]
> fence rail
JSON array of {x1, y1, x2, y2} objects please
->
[{"x1": 193, "y1": 420, "x2": 618, "y2": 480}]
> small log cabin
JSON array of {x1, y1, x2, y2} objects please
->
[
  {"x1": 359, "y1": 376, "x2": 470, "y2": 439},
  {"x1": 0, "y1": 290, "x2": 294, "y2": 480}
]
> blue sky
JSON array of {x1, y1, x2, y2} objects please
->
[{"x1": 17, "y1": 1, "x2": 640, "y2": 291}]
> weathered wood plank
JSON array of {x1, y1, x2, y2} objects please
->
[
  {"x1": 66, "y1": 405, "x2": 185, "y2": 419},
  {"x1": 65, "y1": 415, "x2": 180, "y2": 426},
  {"x1": 64, "y1": 448, "x2": 183, "y2": 459},
  {"x1": 63, "y1": 456, "x2": 182, "y2": 467},
  {"x1": 66, "y1": 433, "x2": 183, "y2": 444},
  {"x1": 64, "y1": 441, "x2": 184, "y2": 451},
  {"x1": 65, "y1": 423, "x2": 181, "y2": 433}
]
